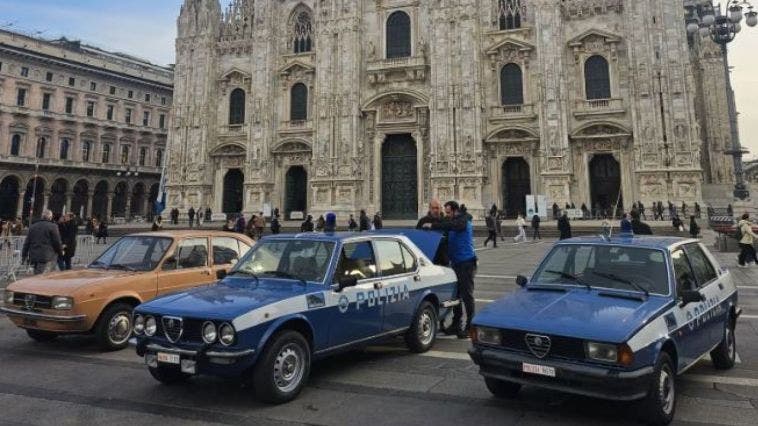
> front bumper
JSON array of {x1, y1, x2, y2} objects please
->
[
  {"x1": 131, "y1": 338, "x2": 256, "y2": 375},
  {"x1": 1, "y1": 306, "x2": 88, "y2": 332},
  {"x1": 469, "y1": 346, "x2": 654, "y2": 401}
]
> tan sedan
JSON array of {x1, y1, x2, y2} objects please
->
[{"x1": 1, "y1": 230, "x2": 253, "y2": 350}]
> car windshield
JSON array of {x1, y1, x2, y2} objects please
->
[
  {"x1": 90, "y1": 236, "x2": 172, "y2": 272},
  {"x1": 532, "y1": 244, "x2": 670, "y2": 295},
  {"x1": 233, "y1": 239, "x2": 335, "y2": 283}
]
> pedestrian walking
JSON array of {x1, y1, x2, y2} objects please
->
[
  {"x1": 513, "y1": 214, "x2": 527, "y2": 243},
  {"x1": 495, "y1": 211, "x2": 505, "y2": 241},
  {"x1": 358, "y1": 210, "x2": 370, "y2": 232},
  {"x1": 21, "y1": 210, "x2": 63, "y2": 275},
  {"x1": 57, "y1": 213, "x2": 78, "y2": 270},
  {"x1": 689, "y1": 216, "x2": 700, "y2": 238},
  {"x1": 270, "y1": 214, "x2": 281, "y2": 234},
  {"x1": 205, "y1": 207, "x2": 212, "y2": 222},
  {"x1": 694, "y1": 202, "x2": 701, "y2": 219},
  {"x1": 531, "y1": 213, "x2": 541, "y2": 241},
  {"x1": 235, "y1": 214, "x2": 246, "y2": 234},
  {"x1": 483, "y1": 212, "x2": 497, "y2": 248},
  {"x1": 348, "y1": 214, "x2": 358, "y2": 232},
  {"x1": 196, "y1": 207, "x2": 202, "y2": 227},
  {"x1": 373, "y1": 212, "x2": 383, "y2": 230},
  {"x1": 423, "y1": 201, "x2": 476, "y2": 339},
  {"x1": 672, "y1": 215, "x2": 684, "y2": 232},
  {"x1": 631, "y1": 210, "x2": 653, "y2": 235},
  {"x1": 188, "y1": 207, "x2": 195, "y2": 228},
  {"x1": 152, "y1": 215, "x2": 163, "y2": 232},
  {"x1": 301, "y1": 215, "x2": 314, "y2": 232},
  {"x1": 316, "y1": 215, "x2": 325, "y2": 231},
  {"x1": 558, "y1": 212, "x2": 572, "y2": 240},
  {"x1": 639, "y1": 201, "x2": 647, "y2": 220},
  {"x1": 737, "y1": 213, "x2": 758, "y2": 267},
  {"x1": 620, "y1": 213, "x2": 633, "y2": 234},
  {"x1": 96, "y1": 219, "x2": 109, "y2": 244}
]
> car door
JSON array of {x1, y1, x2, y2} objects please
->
[
  {"x1": 684, "y1": 243, "x2": 725, "y2": 349},
  {"x1": 328, "y1": 240, "x2": 383, "y2": 347},
  {"x1": 670, "y1": 248, "x2": 708, "y2": 367},
  {"x1": 374, "y1": 239, "x2": 417, "y2": 332},
  {"x1": 211, "y1": 236, "x2": 249, "y2": 277},
  {"x1": 157, "y1": 237, "x2": 214, "y2": 296}
]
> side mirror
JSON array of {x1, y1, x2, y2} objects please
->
[
  {"x1": 336, "y1": 276, "x2": 358, "y2": 292},
  {"x1": 216, "y1": 269, "x2": 228, "y2": 280},
  {"x1": 516, "y1": 275, "x2": 528, "y2": 288},
  {"x1": 679, "y1": 290, "x2": 705, "y2": 306}
]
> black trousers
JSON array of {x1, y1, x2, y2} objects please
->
[
  {"x1": 738, "y1": 243, "x2": 756, "y2": 266},
  {"x1": 532, "y1": 227, "x2": 541, "y2": 240},
  {"x1": 451, "y1": 260, "x2": 477, "y2": 331},
  {"x1": 484, "y1": 230, "x2": 497, "y2": 247}
]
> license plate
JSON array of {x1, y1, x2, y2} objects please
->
[
  {"x1": 522, "y1": 362, "x2": 556, "y2": 377},
  {"x1": 156, "y1": 352, "x2": 180, "y2": 365}
]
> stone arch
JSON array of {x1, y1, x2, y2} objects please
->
[
  {"x1": 112, "y1": 181, "x2": 129, "y2": 218},
  {"x1": 570, "y1": 121, "x2": 632, "y2": 139},
  {"x1": 93, "y1": 180, "x2": 109, "y2": 220},
  {"x1": 49, "y1": 178, "x2": 69, "y2": 215},
  {"x1": 361, "y1": 89, "x2": 430, "y2": 111},
  {"x1": 71, "y1": 179, "x2": 90, "y2": 218},
  {"x1": 485, "y1": 125, "x2": 540, "y2": 142},
  {"x1": 0, "y1": 175, "x2": 21, "y2": 219}
]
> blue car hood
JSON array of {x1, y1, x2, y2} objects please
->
[
  {"x1": 138, "y1": 278, "x2": 313, "y2": 320},
  {"x1": 474, "y1": 288, "x2": 672, "y2": 343}
]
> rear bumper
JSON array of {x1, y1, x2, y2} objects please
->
[{"x1": 469, "y1": 346, "x2": 653, "y2": 401}]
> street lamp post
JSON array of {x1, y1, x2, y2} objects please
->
[{"x1": 685, "y1": 0, "x2": 758, "y2": 200}]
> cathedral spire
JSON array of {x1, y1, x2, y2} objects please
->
[{"x1": 177, "y1": 0, "x2": 221, "y2": 39}]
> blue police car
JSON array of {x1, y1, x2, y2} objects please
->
[
  {"x1": 468, "y1": 236, "x2": 740, "y2": 425},
  {"x1": 131, "y1": 230, "x2": 458, "y2": 403}
]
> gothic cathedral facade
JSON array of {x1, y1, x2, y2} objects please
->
[{"x1": 166, "y1": 0, "x2": 733, "y2": 220}]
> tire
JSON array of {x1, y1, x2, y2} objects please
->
[
  {"x1": 710, "y1": 319, "x2": 736, "y2": 370},
  {"x1": 640, "y1": 353, "x2": 676, "y2": 426},
  {"x1": 94, "y1": 302, "x2": 133, "y2": 351},
  {"x1": 405, "y1": 301, "x2": 438, "y2": 353},
  {"x1": 252, "y1": 330, "x2": 311, "y2": 404},
  {"x1": 26, "y1": 329, "x2": 58, "y2": 342},
  {"x1": 148, "y1": 365, "x2": 190, "y2": 385},
  {"x1": 484, "y1": 377, "x2": 521, "y2": 398}
]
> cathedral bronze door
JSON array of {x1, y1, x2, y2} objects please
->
[
  {"x1": 382, "y1": 134, "x2": 418, "y2": 220},
  {"x1": 285, "y1": 166, "x2": 308, "y2": 219},
  {"x1": 223, "y1": 169, "x2": 244, "y2": 214},
  {"x1": 590, "y1": 154, "x2": 622, "y2": 215},
  {"x1": 502, "y1": 158, "x2": 531, "y2": 218}
]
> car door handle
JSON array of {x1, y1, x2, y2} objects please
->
[
  {"x1": 374, "y1": 282, "x2": 384, "y2": 290},
  {"x1": 413, "y1": 275, "x2": 421, "y2": 282},
  {"x1": 718, "y1": 283, "x2": 724, "y2": 290}
]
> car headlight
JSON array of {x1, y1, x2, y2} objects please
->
[
  {"x1": 51, "y1": 296, "x2": 74, "y2": 310},
  {"x1": 202, "y1": 321, "x2": 217, "y2": 344},
  {"x1": 3, "y1": 290, "x2": 13, "y2": 304},
  {"x1": 133, "y1": 314, "x2": 145, "y2": 335},
  {"x1": 144, "y1": 316, "x2": 157, "y2": 337},
  {"x1": 473, "y1": 326, "x2": 501, "y2": 345},
  {"x1": 586, "y1": 342, "x2": 634, "y2": 366},
  {"x1": 219, "y1": 322, "x2": 235, "y2": 346}
]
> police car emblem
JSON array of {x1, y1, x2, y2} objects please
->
[{"x1": 337, "y1": 295, "x2": 350, "y2": 313}]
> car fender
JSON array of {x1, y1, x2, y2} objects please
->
[
  {"x1": 254, "y1": 313, "x2": 316, "y2": 359},
  {"x1": 413, "y1": 288, "x2": 440, "y2": 313}
]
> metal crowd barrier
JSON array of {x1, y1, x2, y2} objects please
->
[{"x1": 1, "y1": 234, "x2": 99, "y2": 282}]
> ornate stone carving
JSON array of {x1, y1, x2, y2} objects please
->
[{"x1": 381, "y1": 101, "x2": 415, "y2": 121}]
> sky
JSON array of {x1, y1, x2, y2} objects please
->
[{"x1": 1, "y1": 0, "x2": 757, "y2": 157}]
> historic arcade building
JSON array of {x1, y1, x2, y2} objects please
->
[{"x1": 166, "y1": 0, "x2": 733, "y2": 220}]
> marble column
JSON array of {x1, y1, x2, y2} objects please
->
[
  {"x1": 64, "y1": 191, "x2": 73, "y2": 214},
  {"x1": 16, "y1": 191, "x2": 25, "y2": 217},
  {"x1": 86, "y1": 190, "x2": 94, "y2": 218},
  {"x1": 106, "y1": 192, "x2": 114, "y2": 220}
]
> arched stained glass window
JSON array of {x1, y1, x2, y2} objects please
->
[
  {"x1": 293, "y1": 11, "x2": 313, "y2": 53},
  {"x1": 585, "y1": 55, "x2": 611, "y2": 100},
  {"x1": 386, "y1": 11, "x2": 411, "y2": 59},
  {"x1": 498, "y1": 0, "x2": 523, "y2": 30},
  {"x1": 500, "y1": 63, "x2": 524, "y2": 106},
  {"x1": 290, "y1": 83, "x2": 308, "y2": 121},
  {"x1": 229, "y1": 88, "x2": 246, "y2": 125}
]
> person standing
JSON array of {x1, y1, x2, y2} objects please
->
[
  {"x1": 254, "y1": 212, "x2": 266, "y2": 239},
  {"x1": 187, "y1": 207, "x2": 195, "y2": 229},
  {"x1": 96, "y1": 219, "x2": 109, "y2": 244},
  {"x1": 417, "y1": 199, "x2": 449, "y2": 266},
  {"x1": 270, "y1": 214, "x2": 281, "y2": 234},
  {"x1": 737, "y1": 213, "x2": 758, "y2": 267},
  {"x1": 689, "y1": 216, "x2": 700, "y2": 238},
  {"x1": 373, "y1": 212, "x2": 383, "y2": 230},
  {"x1": 630, "y1": 210, "x2": 653, "y2": 235},
  {"x1": 424, "y1": 201, "x2": 477, "y2": 338},
  {"x1": 152, "y1": 215, "x2": 163, "y2": 231},
  {"x1": 513, "y1": 213, "x2": 527, "y2": 243},
  {"x1": 531, "y1": 213, "x2": 541, "y2": 241},
  {"x1": 639, "y1": 201, "x2": 647, "y2": 220},
  {"x1": 22, "y1": 210, "x2": 63, "y2": 275},
  {"x1": 196, "y1": 207, "x2": 202, "y2": 227},
  {"x1": 301, "y1": 215, "x2": 314, "y2": 232},
  {"x1": 348, "y1": 214, "x2": 358, "y2": 232},
  {"x1": 235, "y1": 214, "x2": 246, "y2": 234},
  {"x1": 359, "y1": 210, "x2": 370, "y2": 232},
  {"x1": 483, "y1": 212, "x2": 497, "y2": 248},
  {"x1": 552, "y1": 203, "x2": 559, "y2": 220},
  {"x1": 316, "y1": 215, "x2": 325, "y2": 232},
  {"x1": 558, "y1": 211, "x2": 572, "y2": 240},
  {"x1": 57, "y1": 213, "x2": 78, "y2": 270},
  {"x1": 620, "y1": 213, "x2": 633, "y2": 234},
  {"x1": 694, "y1": 202, "x2": 701, "y2": 219}
]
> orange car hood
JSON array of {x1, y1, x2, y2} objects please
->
[{"x1": 8, "y1": 268, "x2": 139, "y2": 296}]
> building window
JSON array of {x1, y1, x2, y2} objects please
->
[
  {"x1": 584, "y1": 55, "x2": 611, "y2": 100},
  {"x1": 229, "y1": 88, "x2": 246, "y2": 125},
  {"x1": 159, "y1": 114, "x2": 166, "y2": 129},
  {"x1": 107, "y1": 105, "x2": 114, "y2": 120},
  {"x1": 110, "y1": 86, "x2": 116, "y2": 95},
  {"x1": 16, "y1": 88, "x2": 26, "y2": 106},
  {"x1": 386, "y1": 11, "x2": 411, "y2": 59},
  {"x1": 102, "y1": 144, "x2": 111, "y2": 163},
  {"x1": 125, "y1": 108, "x2": 132, "y2": 124},
  {"x1": 290, "y1": 83, "x2": 308, "y2": 121},
  {"x1": 10, "y1": 134, "x2": 21, "y2": 156},
  {"x1": 500, "y1": 63, "x2": 524, "y2": 105},
  {"x1": 68, "y1": 77, "x2": 75, "y2": 86},
  {"x1": 82, "y1": 141, "x2": 91, "y2": 162},
  {"x1": 42, "y1": 93, "x2": 51, "y2": 110},
  {"x1": 20, "y1": 67, "x2": 29, "y2": 77},
  {"x1": 127, "y1": 90, "x2": 133, "y2": 99},
  {"x1": 46, "y1": 72, "x2": 53, "y2": 82},
  {"x1": 60, "y1": 138, "x2": 70, "y2": 160},
  {"x1": 139, "y1": 147, "x2": 147, "y2": 166},
  {"x1": 292, "y1": 10, "x2": 313, "y2": 54},
  {"x1": 90, "y1": 81, "x2": 97, "y2": 91},
  {"x1": 498, "y1": 0, "x2": 523, "y2": 30},
  {"x1": 161, "y1": 96, "x2": 166, "y2": 105},
  {"x1": 143, "y1": 111, "x2": 150, "y2": 127},
  {"x1": 36, "y1": 137, "x2": 46, "y2": 159},
  {"x1": 86, "y1": 101, "x2": 95, "y2": 117},
  {"x1": 155, "y1": 149, "x2": 163, "y2": 167},
  {"x1": 121, "y1": 145, "x2": 130, "y2": 164},
  {"x1": 65, "y1": 97, "x2": 74, "y2": 114},
  {"x1": 145, "y1": 93, "x2": 151, "y2": 102}
]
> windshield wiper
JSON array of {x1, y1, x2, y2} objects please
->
[
  {"x1": 590, "y1": 271, "x2": 649, "y2": 297},
  {"x1": 261, "y1": 271, "x2": 308, "y2": 287},
  {"x1": 109, "y1": 263, "x2": 137, "y2": 272},
  {"x1": 543, "y1": 270, "x2": 592, "y2": 290}
]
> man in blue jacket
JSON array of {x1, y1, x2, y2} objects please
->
[{"x1": 423, "y1": 201, "x2": 477, "y2": 338}]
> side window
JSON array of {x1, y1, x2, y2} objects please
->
[
  {"x1": 213, "y1": 237, "x2": 241, "y2": 265},
  {"x1": 400, "y1": 244, "x2": 417, "y2": 273},
  {"x1": 238, "y1": 241, "x2": 252, "y2": 258},
  {"x1": 172, "y1": 238, "x2": 208, "y2": 269},
  {"x1": 149, "y1": 238, "x2": 172, "y2": 269},
  {"x1": 375, "y1": 240, "x2": 406, "y2": 277},
  {"x1": 333, "y1": 241, "x2": 377, "y2": 282},
  {"x1": 685, "y1": 244, "x2": 717, "y2": 287},
  {"x1": 671, "y1": 249, "x2": 696, "y2": 294}
]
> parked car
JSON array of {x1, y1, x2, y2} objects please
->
[
  {"x1": 468, "y1": 236, "x2": 740, "y2": 425},
  {"x1": 1, "y1": 231, "x2": 253, "y2": 350},
  {"x1": 131, "y1": 230, "x2": 458, "y2": 403}
]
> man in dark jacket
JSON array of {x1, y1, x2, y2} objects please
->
[
  {"x1": 531, "y1": 213, "x2": 541, "y2": 241},
  {"x1": 301, "y1": 215, "x2": 314, "y2": 232},
  {"x1": 22, "y1": 210, "x2": 63, "y2": 275},
  {"x1": 417, "y1": 199, "x2": 449, "y2": 266},
  {"x1": 631, "y1": 210, "x2": 653, "y2": 235},
  {"x1": 359, "y1": 210, "x2": 370, "y2": 232},
  {"x1": 373, "y1": 212, "x2": 383, "y2": 230},
  {"x1": 57, "y1": 213, "x2": 78, "y2": 270},
  {"x1": 424, "y1": 201, "x2": 477, "y2": 339},
  {"x1": 557, "y1": 212, "x2": 572, "y2": 240},
  {"x1": 188, "y1": 207, "x2": 195, "y2": 228}
]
